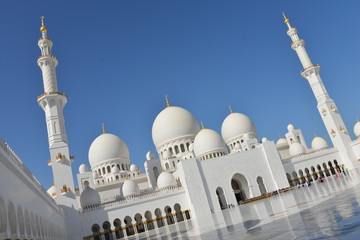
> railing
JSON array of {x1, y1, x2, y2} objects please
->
[
  {"x1": 82, "y1": 210, "x2": 192, "y2": 240},
  {"x1": 80, "y1": 186, "x2": 184, "y2": 213},
  {"x1": 37, "y1": 91, "x2": 66, "y2": 100}
]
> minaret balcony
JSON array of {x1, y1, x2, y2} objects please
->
[
  {"x1": 340, "y1": 126, "x2": 347, "y2": 133},
  {"x1": 330, "y1": 106, "x2": 337, "y2": 112}
]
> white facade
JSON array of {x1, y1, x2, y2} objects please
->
[{"x1": 2, "y1": 15, "x2": 360, "y2": 240}]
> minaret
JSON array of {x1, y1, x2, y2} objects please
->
[
  {"x1": 282, "y1": 12, "x2": 357, "y2": 169},
  {"x1": 37, "y1": 17, "x2": 77, "y2": 204}
]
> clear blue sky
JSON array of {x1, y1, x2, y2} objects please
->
[{"x1": 1, "y1": 1, "x2": 360, "y2": 189}]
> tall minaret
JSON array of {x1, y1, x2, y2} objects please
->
[
  {"x1": 37, "y1": 17, "x2": 82, "y2": 239},
  {"x1": 282, "y1": 12, "x2": 357, "y2": 169}
]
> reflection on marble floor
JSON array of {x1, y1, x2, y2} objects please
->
[{"x1": 140, "y1": 170, "x2": 360, "y2": 240}]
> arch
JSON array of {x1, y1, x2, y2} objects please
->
[
  {"x1": 174, "y1": 204, "x2": 184, "y2": 222},
  {"x1": 24, "y1": 210, "x2": 31, "y2": 239},
  {"x1": 91, "y1": 224, "x2": 101, "y2": 240},
  {"x1": 317, "y1": 164, "x2": 324, "y2": 178},
  {"x1": 286, "y1": 173, "x2": 294, "y2": 186},
  {"x1": 17, "y1": 206, "x2": 25, "y2": 238},
  {"x1": 113, "y1": 218, "x2": 124, "y2": 239},
  {"x1": 180, "y1": 144, "x2": 185, "y2": 152},
  {"x1": 154, "y1": 208, "x2": 164, "y2": 228},
  {"x1": 298, "y1": 170, "x2": 306, "y2": 184},
  {"x1": 311, "y1": 166, "x2": 318, "y2": 180},
  {"x1": 144, "y1": 211, "x2": 154, "y2": 230},
  {"x1": 165, "y1": 163, "x2": 170, "y2": 170},
  {"x1": 305, "y1": 168, "x2": 312, "y2": 181},
  {"x1": 164, "y1": 206, "x2": 174, "y2": 225},
  {"x1": 328, "y1": 161, "x2": 336, "y2": 175},
  {"x1": 334, "y1": 160, "x2": 342, "y2": 172},
  {"x1": 84, "y1": 180, "x2": 90, "y2": 189},
  {"x1": 8, "y1": 202, "x2": 17, "y2": 238},
  {"x1": 134, "y1": 213, "x2": 145, "y2": 233},
  {"x1": 107, "y1": 166, "x2": 111, "y2": 173},
  {"x1": 231, "y1": 173, "x2": 249, "y2": 204},
  {"x1": 174, "y1": 145, "x2": 179, "y2": 154},
  {"x1": 323, "y1": 163, "x2": 331, "y2": 176},
  {"x1": 30, "y1": 213, "x2": 36, "y2": 239},
  {"x1": 216, "y1": 187, "x2": 228, "y2": 210},
  {"x1": 292, "y1": 171, "x2": 300, "y2": 185},
  {"x1": 102, "y1": 221, "x2": 112, "y2": 240},
  {"x1": 256, "y1": 176, "x2": 267, "y2": 195},
  {"x1": 124, "y1": 216, "x2": 134, "y2": 236},
  {"x1": 0, "y1": 197, "x2": 7, "y2": 236}
]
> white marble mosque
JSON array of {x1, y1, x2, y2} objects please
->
[{"x1": 1, "y1": 13, "x2": 360, "y2": 240}]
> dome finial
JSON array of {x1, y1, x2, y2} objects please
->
[
  {"x1": 282, "y1": 11, "x2": 291, "y2": 28},
  {"x1": 229, "y1": 105, "x2": 233, "y2": 114},
  {"x1": 102, "y1": 122, "x2": 106, "y2": 134},
  {"x1": 165, "y1": 94, "x2": 170, "y2": 108},
  {"x1": 201, "y1": 121, "x2": 205, "y2": 129},
  {"x1": 40, "y1": 16, "x2": 48, "y2": 33}
]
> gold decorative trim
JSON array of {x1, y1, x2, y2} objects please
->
[
  {"x1": 291, "y1": 39, "x2": 304, "y2": 48},
  {"x1": 37, "y1": 91, "x2": 66, "y2": 100}
]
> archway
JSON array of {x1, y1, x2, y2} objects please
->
[
  {"x1": 216, "y1": 187, "x2": 228, "y2": 209},
  {"x1": 113, "y1": 218, "x2": 124, "y2": 239},
  {"x1": 124, "y1": 216, "x2": 134, "y2": 236},
  {"x1": 311, "y1": 166, "x2": 318, "y2": 180},
  {"x1": 328, "y1": 161, "x2": 336, "y2": 175},
  {"x1": 256, "y1": 177, "x2": 267, "y2": 195},
  {"x1": 323, "y1": 163, "x2": 331, "y2": 177},
  {"x1": 8, "y1": 202, "x2": 17, "y2": 239},
  {"x1": 164, "y1": 206, "x2": 174, "y2": 225},
  {"x1": 102, "y1": 221, "x2": 112, "y2": 240},
  {"x1": 144, "y1": 211, "x2": 154, "y2": 230},
  {"x1": 154, "y1": 208, "x2": 164, "y2": 228},
  {"x1": 174, "y1": 204, "x2": 184, "y2": 222},
  {"x1": 334, "y1": 160, "x2": 341, "y2": 172},
  {"x1": 286, "y1": 173, "x2": 294, "y2": 186},
  {"x1": 91, "y1": 224, "x2": 100, "y2": 240},
  {"x1": 134, "y1": 213, "x2": 145, "y2": 233},
  {"x1": 292, "y1": 171, "x2": 300, "y2": 185},
  {"x1": 231, "y1": 173, "x2": 249, "y2": 204},
  {"x1": 153, "y1": 167, "x2": 160, "y2": 182},
  {"x1": 317, "y1": 164, "x2": 324, "y2": 178},
  {"x1": 298, "y1": 170, "x2": 306, "y2": 184},
  {"x1": 305, "y1": 168, "x2": 312, "y2": 182}
]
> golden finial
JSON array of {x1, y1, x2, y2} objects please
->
[
  {"x1": 229, "y1": 105, "x2": 233, "y2": 114},
  {"x1": 102, "y1": 122, "x2": 106, "y2": 134},
  {"x1": 40, "y1": 16, "x2": 48, "y2": 33},
  {"x1": 282, "y1": 11, "x2": 290, "y2": 24},
  {"x1": 165, "y1": 94, "x2": 170, "y2": 108},
  {"x1": 201, "y1": 121, "x2": 205, "y2": 129},
  {"x1": 357, "y1": 117, "x2": 359, "y2": 122}
]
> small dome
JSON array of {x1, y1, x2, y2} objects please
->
[
  {"x1": 146, "y1": 151, "x2": 156, "y2": 160},
  {"x1": 221, "y1": 113, "x2": 256, "y2": 143},
  {"x1": 80, "y1": 187, "x2": 101, "y2": 209},
  {"x1": 354, "y1": 121, "x2": 360, "y2": 138},
  {"x1": 262, "y1": 137, "x2": 268, "y2": 143},
  {"x1": 157, "y1": 172, "x2": 177, "y2": 190},
  {"x1": 287, "y1": 124, "x2": 295, "y2": 132},
  {"x1": 193, "y1": 128, "x2": 227, "y2": 158},
  {"x1": 289, "y1": 142, "x2": 305, "y2": 157},
  {"x1": 88, "y1": 133, "x2": 130, "y2": 167},
  {"x1": 79, "y1": 164, "x2": 88, "y2": 173},
  {"x1": 130, "y1": 164, "x2": 139, "y2": 172},
  {"x1": 276, "y1": 138, "x2": 288, "y2": 148},
  {"x1": 122, "y1": 180, "x2": 140, "y2": 198},
  {"x1": 311, "y1": 136, "x2": 328, "y2": 151},
  {"x1": 111, "y1": 165, "x2": 120, "y2": 174},
  {"x1": 152, "y1": 106, "x2": 200, "y2": 148},
  {"x1": 47, "y1": 185, "x2": 56, "y2": 197}
]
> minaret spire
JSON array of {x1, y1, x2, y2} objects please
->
[
  {"x1": 283, "y1": 14, "x2": 356, "y2": 169},
  {"x1": 165, "y1": 94, "x2": 170, "y2": 107},
  {"x1": 40, "y1": 16, "x2": 48, "y2": 38}
]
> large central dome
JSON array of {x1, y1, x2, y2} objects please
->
[
  {"x1": 152, "y1": 106, "x2": 200, "y2": 148},
  {"x1": 88, "y1": 133, "x2": 130, "y2": 167}
]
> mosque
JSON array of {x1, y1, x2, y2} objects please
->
[{"x1": 0, "y1": 13, "x2": 360, "y2": 240}]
